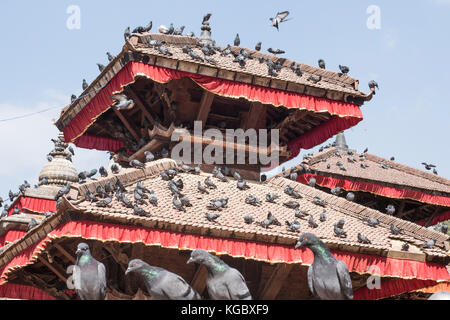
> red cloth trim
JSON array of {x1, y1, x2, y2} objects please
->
[
  {"x1": 7, "y1": 196, "x2": 56, "y2": 216},
  {"x1": 0, "y1": 220, "x2": 448, "y2": 287},
  {"x1": 297, "y1": 173, "x2": 450, "y2": 207},
  {"x1": 0, "y1": 283, "x2": 56, "y2": 300},
  {"x1": 74, "y1": 134, "x2": 124, "y2": 152},
  {"x1": 354, "y1": 278, "x2": 437, "y2": 300},
  {"x1": 63, "y1": 62, "x2": 363, "y2": 147},
  {"x1": 416, "y1": 210, "x2": 450, "y2": 226},
  {"x1": 415, "y1": 282, "x2": 450, "y2": 294},
  {"x1": 0, "y1": 230, "x2": 27, "y2": 247}
]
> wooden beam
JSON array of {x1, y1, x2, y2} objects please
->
[
  {"x1": 425, "y1": 207, "x2": 441, "y2": 227},
  {"x1": 21, "y1": 271, "x2": 71, "y2": 300},
  {"x1": 196, "y1": 91, "x2": 215, "y2": 123},
  {"x1": 113, "y1": 108, "x2": 140, "y2": 142},
  {"x1": 258, "y1": 264, "x2": 293, "y2": 300},
  {"x1": 38, "y1": 256, "x2": 68, "y2": 283},
  {"x1": 190, "y1": 265, "x2": 208, "y2": 296},
  {"x1": 244, "y1": 102, "x2": 266, "y2": 130},
  {"x1": 127, "y1": 89, "x2": 156, "y2": 126},
  {"x1": 53, "y1": 243, "x2": 76, "y2": 264},
  {"x1": 397, "y1": 199, "x2": 406, "y2": 216},
  {"x1": 398, "y1": 204, "x2": 433, "y2": 219}
]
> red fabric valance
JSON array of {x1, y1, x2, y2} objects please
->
[
  {"x1": 0, "y1": 283, "x2": 56, "y2": 300},
  {"x1": 297, "y1": 173, "x2": 450, "y2": 207},
  {"x1": 74, "y1": 134, "x2": 125, "y2": 153},
  {"x1": 7, "y1": 196, "x2": 56, "y2": 216},
  {"x1": 63, "y1": 62, "x2": 363, "y2": 150},
  {"x1": 354, "y1": 278, "x2": 437, "y2": 300},
  {"x1": 0, "y1": 219, "x2": 448, "y2": 289},
  {"x1": 0, "y1": 230, "x2": 27, "y2": 247},
  {"x1": 416, "y1": 210, "x2": 450, "y2": 226}
]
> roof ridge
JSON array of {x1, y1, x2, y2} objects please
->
[
  {"x1": 72, "y1": 159, "x2": 177, "y2": 199},
  {"x1": 269, "y1": 176, "x2": 450, "y2": 245}
]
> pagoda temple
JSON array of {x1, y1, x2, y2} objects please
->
[{"x1": 0, "y1": 17, "x2": 448, "y2": 300}]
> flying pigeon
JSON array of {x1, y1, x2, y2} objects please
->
[
  {"x1": 421, "y1": 162, "x2": 436, "y2": 170},
  {"x1": 368, "y1": 80, "x2": 379, "y2": 94},
  {"x1": 270, "y1": 11, "x2": 291, "y2": 31},
  {"x1": 111, "y1": 94, "x2": 135, "y2": 110},
  {"x1": 126, "y1": 259, "x2": 201, "y2": 300},
  {"x1": 187, "y1": 249, "x2": 252, "y2": 300},
  {"x1": 73, "y1": 243, "x2": 106, "y2": 300},
  {"x1": 295, "y1": 233, "x2": 353, "y2": 300},
  {"x1": 318, "y1": 59, "x2": 326, "y2": 69}
]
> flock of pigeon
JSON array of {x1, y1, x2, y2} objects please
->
[{"x1": 70, "y1": 11, "x2": 380, "y2": 104}]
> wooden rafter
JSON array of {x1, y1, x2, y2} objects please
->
[
  {"x1": 196, "y1": 91, "x2": 215, "y2": 123},
  {"x1": 398, "y1": 204, "x2": 434, "y2": 219},
  {"x1": 190, "y1": 265, "x2": 208, "y2": 296},
  {"x1": 425, "y1": 207, "x2": 441, "y2": 227},
  {"x1": 258, "y1": 264, "x2": 293, "y2": 300},
  {"x1": 127, "y1": 89, "x2": 156, "y2": 126},
  {"x1": 113, "y1": 108, "x2": 140, "y2": 142},
  {"x1": 37, "y1": 256, "x2": 68, "y2": 283},
  {"x1": 244, "y1": 101, "x2": 266, "y2": 130},
  {"x1": 53, "y1": 243, "x2": 76, "y2": 264},
  {"x1": 21, "y1": 270, "x2": 71, "y2": 300}
]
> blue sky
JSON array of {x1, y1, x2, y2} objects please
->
[{"x1": 0, "y1": 0, "x2": 449, "y2": 202}]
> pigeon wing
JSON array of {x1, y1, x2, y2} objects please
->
[
  {"x1": 97, "y1": 262, "x2": 107, "y2": 299},
  {"x1": 276, "y1": 11, "x2": 290, "y2": 22},
  {"x1": 336, "y1": 260, "x2": 353, "y2": 300},
  {"x1": 307, "y1": 266, "x2": 318, "y2": 297},
  {"x1": 111, "y1": 94, "x2": 126, "y2": 103},
  {"x1": 224, "y1": 268, "x2": 252, "y2": 300},
  {"x1": 157, "y1": 272, "x2": 198, "y2": 300}
]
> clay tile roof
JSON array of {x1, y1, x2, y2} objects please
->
[
  {"x1": 303, "y1": 147, "x2": 450, "y2": 196},
  {"x1": 67, "y1": 159, "x2": 449, "y2": 259}
]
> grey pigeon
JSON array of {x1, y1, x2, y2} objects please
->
[
  {"x1": 270, "y1": 11, "x2": 290, "y2": 31},
  {"x1": 244, "y1": 215, "x2": 254, "y2": 224},
  {"x1": 126, "y1": 259, "x2": 200, "y2": 300},
  {"x1": 307, "y1": 75, "x2": 322, "y2": 84},
  {"x1": 205, "y1": 177, "x2": 217, "y2": 189},
  {"x1": 334, "y1": 224, "x2": 347, "y2": 238},
  {"x1": 237, "y1": 179, "x2": 250, "y2": 190},
  {"x1": 308, "y1": 216, "x2": 319, "y2": 228},
  {"x1": 132, "y1": 21, "x2": 153, "y2": 34},
  {"x1": 390, "y1": 223, "x2": 403, "y2": 235},
  {"x1": 179, "y1": 194, "x2": 192, "y2": 207},
  {"x1": 82, "y1": 79, "x2": 88, "y2": 90},
  {"x1": 205, "y1": 212, "x2": 220, "y2": 222},
  {"x1": 319, "y1": 211, "x2": 327, "y2": 222},
  {"x1": 27, "y1": 218, "x2": 38, "y2": 231},
  {"x1": 130, "y1": 160, "x2": 145, "y2": 169},
  {"x1": 96, "y1": 196, "x2": 112, "y2": 208},
  {"x1": 265, "y1": 193, "x2": 279, "y2": 203},
  {"x1": 107, "y1": 52, "x2": 115, "y2": 61},
  {"x1": 234, "y1": 34, "x2": 240, "y2": 46},
  {"x1": 173, "y1": 195, "x2": 186, "y2": 212},
  {"x1": 338, "y1": 65, "x2": 350, "y2": 76},
  {"x1": 364, "y1": 217, "x2": 380, "y2": 228},
  {"x1": 313, "y1": 196, "x2": 327, "y2": 207},
  {"x1": 357, "y1": 233, "x2": 371, "y2": 244},
  {"x1": 295, "y1": 233, "x2": 353, "y2": 300},
  {"x1": 286, "y1": 220, "x2": 301, "y2": 233},
  {"x1": 346, "y1": 192, "x2": 355, "y2": 202},
  {"x1": 245, "y1": 195, "x2": 262, "y2": 206},
  {"x1": 308, "y1": 178, "x2": 316, "y2": 187},
  {"x1": 71, "y1": 94, "x2": 77, "y2": 103},
  {"x1": 97, "y1": 63, "x2": 105, "y2": 72},
  {"x1": 283, "y1": 201, "x2": 300, "y2": 209},
  {"x1": 124, "y1": 26, "x2": 131, "y2": 41},
  {"x1": 422, "y1": 239, "x2": 437, "y2": 249},
  {"x1": 73, "y1": 243, "x2": 106, "y2": 300},
  {"x1": 187, "y1": 249, "x2": 252, "y2": 300},
  {"x1": 111, "y1": 164, "x2": 120, "y2": 174},
  {"x1": 99, "y1": 166, "x2": 108, "y2": 178},
  {"x1": 268, "y1": 48, "x2": 285, "y2": 55},
  {"x1": 148, "y1": 191, "x2": 158, "y2": 207},
  {"x1": 133, "y1": 204, "x2": 149, "y2": 217},
  {"x1": 368, "y1": 80, "x2": 379, "y2": 94},
  {"x1": 295, "y1": 208, "x2": 309, "y2": 220},
  {"x1": 197, "y1": 181, "x2": 209, "y2": 194},
  {"x1": 318, "y1": 59, "x2": 326, "y2": 69},
  {"x1": 111, "y1": 94, "x2": 135, "y2": 110},
  {"x1": 402, "y1": 242, "x2": 409, "y2": 251},
  {"x1": 56, "y1": 184, "x2": 71, "y2": 199},
  {"x1": 255, "y1": 42, "x2": 262, "y2": 51},
  {"x1": 385, "y1": 204, "x2": 395, "y2": 215},
  {"x1": 441, "y1": 224, "x2": 448, "y2": 234}
]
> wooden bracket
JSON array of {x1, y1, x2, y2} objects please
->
[{"x1": 257, "y1": 264, "x2": 293, "y2": 300}]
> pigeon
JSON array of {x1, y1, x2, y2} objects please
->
[
  {"x1": 111, "y1": 164, "x2": 120, "y2": 174},
  {"x1": 132, "y1": 21, "x2": 153, "y2": 34},
  {"x1": 133, "y1": 204, "x2": 149, "y2": 217},
  {"x1": 313, "y1": 196, "x2": 327, "y2": 207},
  {"x1": 390, "y1": 157, "x2": 395, "y2": 161},
  {"x1": 56, "y1": 184, "x2": 71, "y2": 199},
  {"x1": 441, "y1": 224, "x2": 448, "y2": 234},
  {"x1": 307, "y1": 75, "x2": 322, "y2": 84},
  {"x1": 124, "y1": 26, "x2": 131, "y2": 41},
  {"x1": 308, "y1": 216, "x2": 319, "y2": 228},
  {"x1": 216, "y1": 171, "x2": 229, "y2": 182},
  {"x1": 326, "y1": 164, "x2": 331, "y2": 169},
  {"x1": 368, "y1": 80, "x2": 379, "y2": 94},
  {"x1": 27, "y1": 218, "x2": 38, "y2": 231},
  {"x1": 167, "y1": 23, "x2": 175, "y2": 35},
  {"x1": 119, "y1": 194, "x2": 133, "y2": 208},
  {"x1": 96, "y1": 196, "x2": 112, "y2": 208},
  {"x1": 130, "y1": 160, "x2": 145, "y2": 169},
  {"x1": 187, "y1": 249, "x2": 252, "y2": 300},
  {"x1": 290, "y1": 171, "x2": 298, "y2": 181},
  {"x1": 107, "y1": 52, "x2": 115, "y2": 62},
  {"x1": 268, "y1": 48, "x2": 285, "y2": 55},
  {"x1": 319, "y1": 211, "x2": 327, "y2": 222},
  {"x1": 267, "y1": 64, "x2": 278, "y2": 77},
  {"x1": 97, "y1": 63, "x2": 105, "y2": 72},
  {"x1": 158, "y1": 24, "x2": 170, "y2": 34},
  {"x1": 286, "y1": 220, "x2": 301, "y2": 233},
  {"x1": 244, "y1": 215, "x2": 254, "y2": 224},
  {"x1": 203, "y1": 13, "x2": 212, "y2": 23},
  {"x1": 179, "y1": 194, "x2": 192, "y2": 207},
  {"x1": 284, "y1": 185, "x2": 302, "y2": 199},
  {"x1": 255, "y1": 42, "x2": 262, "y2": 51},
  {"x1": 258, "y1": 56, "x2": 265, "y2": 63},
  {"x1": 421, "y1": 162, "x2": 436, "y2": 171},
  {"x1": 433, "y1": 169, "x2": 438, "y2": 175},
  {"x1": 270, "y1": 11, "x2": 290, "y2": 31},
  {"x1": 12, "y1": 206, "x2": 20, "y2": 215},
  {"x1": 265, "y1": 193, "x2": 279, "y2": 203},
  {"x1": 173, "y1": 195, "x2": 186, "y2": 212},
  {"x1": 338, "y1": 65, "x2": 350, "y2": 76},
  {"x1": 197, "y1": 181, "x2": 209, "y2": 194},
  {"x1": 82, "y1": 79, "x2": 88, "y2": 90},
  {"x1": 188, "y1": 50, "x2": 204, "y2": 61},
  {"x1": 360, "y1": 163, "x2": 369, "y2": 169},
  {"x1": 73, "y1": 243, "x2": 106, "y2": 300},
  {"x1": 99, "y1": 166, "x2": 108, "y2": 178},
  {"x1": 245, "y1": 195, "x2": 262, "y2": 206},
  {"x1": 234, "y1": 34, "x2": 240, "y2": 46},
  {"x1": 357, "y1": 233, "x2": 371, "y2": 244},
  {"x1": 47, "y1": 155, "x2": 53, "y2": 162},
  {"x1": 71, "y1": 94, "x2": 77, "y2": 103},
  {"x1": 111, "y1": 94, "x2": 135, "y2": 110},
  {"x1": 237, "y1": 179, "x2": 250, "y2": 190},
  {"x1": 422, "y1": 239, "x2": 437, "y2": 249},
  {"x1": 146, "y1": 191, "x2": 158, "y2": 207},
  {"x1": 204, "y1": 177, "x2": 217, "y2": 189},
  {"x1": 346, "y1": 192, "x2": 355, "y2": 202},
  {"x1": 334, "y1": 224, "x2": 347, "y2": 238},
  {"x1": 157, "y1": 45, "x2": 173, "y2": 56},
  {"x1": 390, "y1": 223, "x2": 403, "y2": 235},
  {"x1": 295, "y1": 233, "x2": 353, "y2": 300},
  {"x1": 401, "y1": 242, "x2": 409, "y2": 251},
  {"x1": 330, "y1": 187, "x2": 342, "y2": 196},
  {"x1": 385, "y1": 204, "x2": 395, "y2": 215},
  {"x1": 204, "y1": 55, "x2": 217, "y2": 65},
  {"x1": 308, "y1": 178, "x2": 316, "y2": 188},
  {"x1": 318, "y1": 59, "x2": 326, "y2": 69},
  {"x1": 205, "y1": 212, "x2": 220, "y2": 222},
  {"x1": 295, "y1": 208, "x2": 309, "y2": 220},
  {"x1": 221, "y1": 45, "x2": 232, "y2": 57},
  {"x1": 126, "y1": 259, "x2": 201, "y2": 300},
  {"x1": 364, "y1": 217, "x2": 380, "y2": 228},
  {"x1": 283, "y1": 201, "x2": 300, "y2": 209}
]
